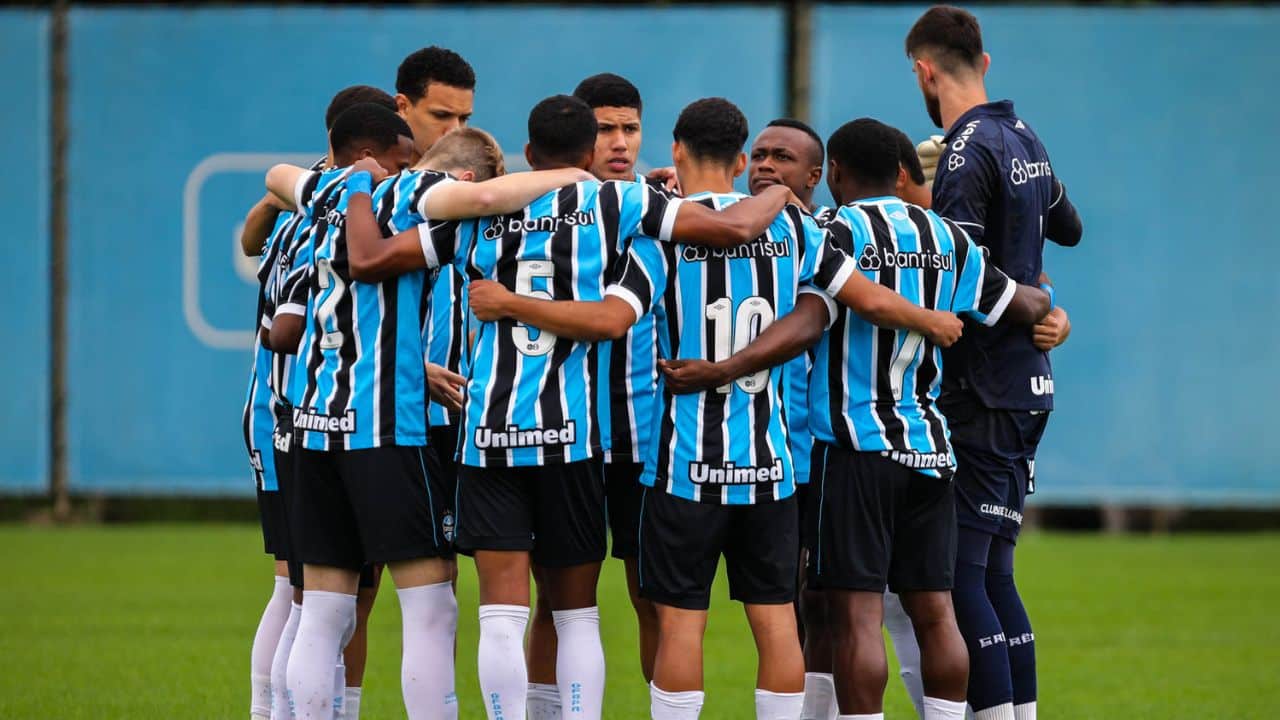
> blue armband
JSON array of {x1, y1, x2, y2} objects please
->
[
  {"x1": 1039, "y1": 283, "x2": 1055, "y2": 311},
  {"x1": 347, "y1": 170, "x2": 373, "y2": 195}
]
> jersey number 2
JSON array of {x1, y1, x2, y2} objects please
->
[
  {"x1": 513, "y1": 260, "x2": 557, "y2": 356},
  {"x1": 315, "y1": 257, "x2": 345, "y2": 349},
  {"x1": 705, "y1": 296, "x2": 774, "y2": 394}
]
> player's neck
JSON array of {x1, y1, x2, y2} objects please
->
[
  {"x1": 677, "y1": 164, "x2": 737, "y2": 196},
  {"x1": 837, "y1": 182, "x2": 895, "y2": 205},
  {"x1": 939, "y1": 78, "x2": 989, "y2": 133}
]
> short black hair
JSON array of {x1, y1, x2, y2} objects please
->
[
  {"x1": 527, "y1": 95, "x2": 598, "y2": 166},
  {"x1": 395, "y1": 46, "x2": 476, "y2": 101},
  {"x1": 826, "y1": 118, "x2": 901, "y2": 189},
  {"x1": 905, "y1": 5, "x2": 984, "y2": 74},
  {"x1": 673, "y1": 97, "x2": 748, "y2": 166},
  {"x1": 766, "y1": 117, "x2": 824, "y2": 166},
  {"x1": 329, "y1": 103, "x2": 413, "y2": 157},
  {"x1": 325, "y1": 85, "x2": 396, "y2": 131},
  {"x1": 891, "y1": 128, "x2": 926, "y2": 185},
  {"x1": 572, "y1": 73, "x2": 643, "y2": 115}
]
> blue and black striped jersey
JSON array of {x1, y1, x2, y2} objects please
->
[
  {"x1": 455, "y1": 179, "x2": 682, "y2": 468},
  {"x1": 606, "y1": 194, "x2": 855, "y2": 505},
  {"x1": 809, "y1": 197, "x2": 1016, "y2": 478},
  {"x1": 424, "y1": 266, "x2": 468, "y2": 428},
  {"x1": 289, "y1": 167, "x2": 459, "y2": 451}
]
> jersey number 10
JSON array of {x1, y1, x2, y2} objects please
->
[{"x1": 705, "y1": 296, "x2": 774, "y2": 395}]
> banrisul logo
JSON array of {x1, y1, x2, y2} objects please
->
[
  {"x1": 858, "y1": 244, "x2": 953, "y2": 272},
  {"x1": 483, "y1": 210, "x2": 596, "y2": 240}
]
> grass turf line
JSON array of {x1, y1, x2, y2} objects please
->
[{"x1": 0, "y1": 526, "x2": 1276, "y2": 718}]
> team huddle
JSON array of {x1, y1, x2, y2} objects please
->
[{"x1": 240, "y1": 5, "x2": 1081, "y2": 720}]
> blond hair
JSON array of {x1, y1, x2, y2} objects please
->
[{"x1": 418, "y1": 127, "x2": 505, "y2": 181}]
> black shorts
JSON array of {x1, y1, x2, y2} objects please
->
[
  {"x1": 426, "y1": 423, "x2": 461, "y2": 483},
  {"x1": 256, "y1": 487, "x2": 290, "y2": 560},
  {"x1": 455, "y1": 457, "x2": 606, "y2": 568},
  {"x1": 291, "y1": 445, "x2": 455, "y2": 571},
  {"x1": 605, "y1": 461, "x2": 645, "y2": 560},
  {"x1": 807, "y1": 442, "x2": 957, "y2": 593},
  {"x1": 639, "y1": 489, "x2": 798, "y2": 611},
  {"x1": 942, "y1": 395, "x2": 1048, "y2": 543}
]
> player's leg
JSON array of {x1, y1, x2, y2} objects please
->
[
  {"x1": 799, "y1": 469, "x2": 836, "y2": 720},
  {"x1": 251, "y1": 560, "x2": 292, "y2": 719},
  {"x1": 531, "y1": 458, "x2": 608, "y2": 719},
  {"x1": 607, "y1": 461, "x2": 659, "y2": 683},
  {"x1": 526, "y1": 567, "x2": 561, "y2": 720},
  {"x1": 457, "y1": 464, "x2": 537, "y2": 720},
  {"x1": 827, "y1": 589, "x2": 887, "y2": 716},
  {"x1": 894, "y1": 472, "x2": 967, "y2": 720},
  {"x1": 288, "y1": 448, "x2": 363, "y2": 719},
  {"x1": 727, "y1": 498, "x2": 805, "y2": 719},
  {"x1": 270, "y1": 415, "x2": 302, "y2": 719},
  {"x1": 250, "y1": 409, "x2": 291, "y2": 719},
  {"x1": 343, "y1": 446, "x2": 459, "y2": 719},
  {"x1": 339, "y1": 564, "x2": 382, "y2": 720},
  {"x1": 883, "y1": 591, "x2": 926, "y2": 719},
  {"x1": 651, "y1": 603, "x2": 709, "y2": 718}
]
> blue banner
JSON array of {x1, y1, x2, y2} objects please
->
[
  {"x1": 64, "y1": 6, "x2": 784, "y2": 495},
  {"x1": 0, "y1": 10, "x2": 51, "y2": 495},
  {"x1": 811, "y1": 6, "x2": 1280, "y2": 505}
]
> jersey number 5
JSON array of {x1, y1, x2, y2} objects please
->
[
  {"x1": 513, "y1": 260, "x2": 557, "y2": 356},
  {"x1": 705, "y1": 296, "x2": 775, "y2": 394}
]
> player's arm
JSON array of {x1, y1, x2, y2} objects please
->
[
  {"x1": 264, "y1": 164, "x2": 312, "y2": 212},
  {"x1": 1031, "y1": 271, "x2": 1070, "y2": 349},
  {"x1": 953, "y1": 235, "x2": 1050, "y2": 327},
  {"x1": 267, "y1": 311, "x2": 305, "y2": 354},
  {"x1": 421, "y1": 168, "x2": 593, "y2": 220},
  {"x1": 343, "y1": 168, "x2": 437, "y2": 283},
  {"x1": 1045, "y1": 178, "x2": 1082, "y2": 247},
  {"x1": 668, "y1": 184, "x2": 798, "y2": 248},
  {"x1": 468, "y1": 281, "x2": 638, "y2": 341},
  {"x1": 239, "y1": 194, "x2": 285, "y2": 256},
  {"x1": 660, "y1": 292, "x2": 831, "y2": 394}
]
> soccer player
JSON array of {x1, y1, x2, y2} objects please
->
[
  {"x1": 241, "y1": 84, "x2": 400, "y2": 720},
  {"x1": 465, "y1": 98, "x2": 966, "y2": 720},
  {"x1": 263, "y1": 103, "x2": 586, "y2": 720},
  {"x1": 748, "y1": 118, "x2": 826, "y2": 215},
  {"x1": 906, "y1": 7, "x2": 1083, "y2": 719},
  {"x1": 395, "y1": 46, "x2": 476, "y2": 156}
]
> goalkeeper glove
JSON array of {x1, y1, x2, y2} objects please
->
[{"x1": 916, "y1": 135, "x2": 945, "y2": 186}]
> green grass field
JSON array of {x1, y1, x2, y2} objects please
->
[{"x1": 1, "y1": 526, "x2": 1276, "y2": 718}]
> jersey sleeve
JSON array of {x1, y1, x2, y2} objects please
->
[
  {"x1": 604, "y1": 237, "x2": 670, "y2": 323},
  {"x1": 950, "y1": 224, "x2": 1016, "y2": 327},
  {"x1": 932, "y1": 140, "x2": 999, "y2": 245},
  {"x1": 797, "y1": 211, "x2": 856, "y2": 300},
  {"x1": 273, "y1": 228, "x2": 315, "y2": 321},
  {"x1": 417, "y1": 217, "x2": 474, "y2": 271},
  {"x1": 293, "y1": 170, "x2": 322, "y2": 219},
  {"x1": 410, "y1": 171, "x2": 458, "y2": 224},
  {"x1": 613, "y1": 180, "x2": 685, "y2": 242},
  {"x1": 1045, "y1": 177, "x2": 1082, "y2": 247}
]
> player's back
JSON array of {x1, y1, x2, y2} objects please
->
[
  {"x1": 458, "y1": 178, "x2": 675, "y2": 468},
  {"x1": 811, "y1": 196, "x2": 1009, "y2": 478},
  {"x1": 622, "y1": 193, "x2": 846, "y2": 504},
  {"x1": 933, "y1": 100, "x2": 1058, "y2": 410}
]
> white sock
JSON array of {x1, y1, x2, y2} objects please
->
[
  {"x1": 271, "y1": 601, "x2": 302, "y2": 720},
  {"x1": 1013, "y1": 702, "x2": 1036, "y2": 720},
  {"x1": 650, "y1": 682, "x2": 704, "y2": 720},
  {"x1": 973, "y1": 704, "x2": 1015, "y2": 720},
  {"x1": 552, "y1": 606, "x2": 605, "y2": 719},
  {"x1": 755, "y1": 688, "x2": 804, "y2": 719},
  {"x1": 527, "y1": 683, "x2": 562, "y2": 720},
  {"x1": 883, "y1": 591, "x2": 925, "y2": 719},
  {"x1": 837, "y1": 715, "x2": 883, "y2": 720},
  {"x1": 344, "y1": 687, "x2": 362, "y2": 720},
  {"x1": 287, "y1": 590, "x2": 357, "y2": 719},
  {"x1": 477, "y1": 604, "x2": 529, "y2": 720},
  {"x1": 399, "y1": 582, "x2": 460, "y2": 719},
  {"x1": 800, "y1": 672, "x2": 836, "y2": 720},
  {"x1": 334, "y1": 654, "x2": 346, "y2": 717},
  {"x1": 253, "y1": 577, "x2": 293, "y2": 718},
  {"x1": 923, "y1": 696, "x2": 968, "y2": 720}
]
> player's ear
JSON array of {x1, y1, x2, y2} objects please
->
[
  {"x1": 731, "y1": 152, "x2": 747, "y2": 179},
  {"x1": 895, "y1": 166, "x2": 908, "y2": 196},
  {"x1": 981, "y1": 52, "x2": 992, "y2": 76},
  {"x1": 807, "y1": 163, "x2": 823, "y2": 191},
  {"x1": 395, "y1": 94, "x2": 412, "y2": 115},
  {"x1": 524, "y1": 142, "x2": 535, "y2": 169},
  {"x1": 828, "y1": 158, "x2": 841, "y2": 186},
  {"x1": 580, "y1": 147, "x2": 595, "y2": 172},
  {"x1": 458, "y1": 170, "x2": 476, "y2": 183},
  {"x1": 671, "y1": 141, "x2": 683, "y2": 167}
]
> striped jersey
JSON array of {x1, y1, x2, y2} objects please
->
[
  {"x1": 424, "y1": 265, "x2": 468, "y2": 427},
  {"x1": 242, "y1": 210, "x2": 308, "y2": 491},
  {"x1": 455, "y1": 179, "x2": 683, "y2": 468},
  {"x1": 606, "y1": 193, "x2": 855, "y2": 504},
  {"x1": 808, "y1": 197, "x2": 1016, "y2": 478},
  {"x1": 289, "y1": 167, "x2": 459, "y2": 450}
]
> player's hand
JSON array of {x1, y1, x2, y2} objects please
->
[
  {"x1": 923, "y1": 310, "x2": 963, "y2": 348},
  {"x1": 425, "y1": 362, "x2": 465, "y2": 412},
  {"x1": 658, "y1": 358, "x2": 728, "y2": 394},
  {"x1": 468, "y1": 280, "x2": 515, "y2": 322},
  {"x1": 916, "y1": 135, "x2": 945, "y2": 186},
  {"x1": 350, "y1": 157, "x2": 390, "y2": 184},
  {"x1": 1032, "y1": 306, "x2": 1071, "y2": 351},
  {"x1": 647, "y1": 166, "x2": 681, "y2": 194},
  {"x1": 781, "y1": 186, "x2": 808, "y2": 209}
]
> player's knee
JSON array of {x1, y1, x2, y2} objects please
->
[{"x1": 799, "y1": 588, "x2": 827, "y2": 630}]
